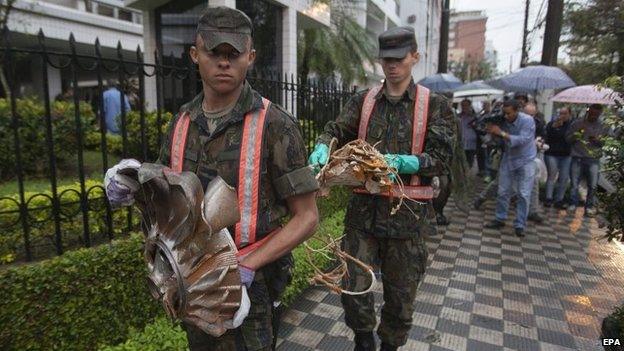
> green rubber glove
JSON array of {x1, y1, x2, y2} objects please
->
[
  {"x1": 384, "y1": 154, "x2": 420, "y2": 179},
  {"x1": 308, "y1": 143, "x2": 329, "y2": 174}
]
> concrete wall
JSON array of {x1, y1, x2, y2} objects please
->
[{"x1": 401, "y1": 0, "x2": 442, "y2": 82}]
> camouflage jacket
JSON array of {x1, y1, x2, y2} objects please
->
[
  {"x1": 158, "y1": 81, "x2": 319, "y2": 241},
  {"x1": 317, "y1": 79, "x2": 458, "y2": 238}
]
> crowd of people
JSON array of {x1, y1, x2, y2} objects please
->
[{"x1": 458, "y1": 94, "x2": 611, "y2": 237}]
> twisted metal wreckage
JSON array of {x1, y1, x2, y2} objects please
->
[
  {"x1": 115, "y1": 163, "x2": 243, "y2": 337},
  {"x1": 109, "y1": 140, "x2": 432, "y2": 333}
]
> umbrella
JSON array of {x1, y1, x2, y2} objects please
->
[
  {"x1": 453, "y1": 80, "x2": 504, "y2": 99},
  {"x1": 417, "y1": 73, "x2": 462, "y2": 93},
  {"x1": 551, "y1": 85, "x2": 621, "y2": 105},
  {"x1": 488, "y1": 65, "x2": 575, "y2": 93}
]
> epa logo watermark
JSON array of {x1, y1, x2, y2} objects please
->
[{"x1": 602, "y1": 338, "x2": 621, "y2": 346}]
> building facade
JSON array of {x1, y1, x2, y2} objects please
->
[
  {"x1": 400, "y1": 0, "x2": 442, "y2": 82},
  {"x1": 344, "y1": 0, "x2": 441, "y2": 84},
  {"x1": 125, "y1": 0, "x2": 330, "y2": 109},
  {"x1": 484, "y1": 39, "x2": 498, "y2": 71},
  {"x1": 6, "y1": 0, "x2": 143, "y2": 100},
  {"x1": 448, "y1": 10, "x2": 487, "y2": 66}
]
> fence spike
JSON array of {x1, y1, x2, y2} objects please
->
[
  {"x1": 136, "y1": 44, "x2": 142, "y2": 62},
  {"x1": 117, "y1": 41, "x2": 124, "y2": 59},
  {"x1": 95, "y1": 38, "x2": 101, "y2": 57},
  {"x1": 68, "y1": 33, "x2": 75, "y2": 45},
  {"x1": 37, "y1": 29, "x2": 46, "y2": 49}
]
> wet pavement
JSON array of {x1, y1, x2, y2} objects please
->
[{"x1": 277, "y1": 194, "x2": 624, "y2": 350}]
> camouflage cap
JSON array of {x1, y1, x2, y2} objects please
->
[
  {"x1": 197, "y1": 6, "x2": 253, "y2": 53},
  {"x1": 378, "y1": 26, "x2": 417, "y2": 59}
]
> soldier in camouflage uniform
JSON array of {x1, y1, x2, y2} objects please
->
[
  {"x1": 108, "y1": 7, "x2": 319, "y2": 351},
  {"x1": 309, "y1": 27, "x2": 458, "y2": 351}
]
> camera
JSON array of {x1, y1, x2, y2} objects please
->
[{"x1": 474, "y1": 109, "x2": 505, "y2": 135}]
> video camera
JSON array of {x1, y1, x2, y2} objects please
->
[
  {"x1": 474, "y1": 108, "x2": 506, "y2": 148},
  {"x1": 474, "y1": 108, "x2": 505, "y2": 135}
]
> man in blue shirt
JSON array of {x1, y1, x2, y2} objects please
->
[
  {"x1": 103, "y1": 82, "x2": 131, "y2": 134},
  {"x1": 485, "y1": 99, "x2": 536, "y2": 237}
]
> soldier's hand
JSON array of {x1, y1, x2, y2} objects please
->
[
  {"x1": 104, "y1": 159, "x2": 141, "y2": 208},
  {"x1": 223, "y1": 285, "x2": 250, "y2": 330},
  {"x1": 238, "y1": 263, "x2": 255, "y2": 289},
  {"x1": 308, "y1": 143, "x2": 329, "y2": 174},
  {"x1": 383, "y1": 154, "x2": 420, "y2": 175}
]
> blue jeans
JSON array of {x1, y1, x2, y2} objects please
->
[
  {"x1": 544, "y1": 155, "x2": 572, "y2": 203},
  {"x1": 569, "y1": 157, "x2": 600, "y2": 209},
  {"x1": 495, "y1": 161, "x2": 536, "y2": 229}
]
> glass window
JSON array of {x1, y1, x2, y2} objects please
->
[
  {"x1": 236, "y1": 0, "x2": 283, "y2": 73},
  {"x1": 156, "y1": 0, "x2": 207, "y2": 58}
]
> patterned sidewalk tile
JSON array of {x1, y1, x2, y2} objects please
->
[{"x1": 277, "y1": 191, "x2": 624, "y2": 350}]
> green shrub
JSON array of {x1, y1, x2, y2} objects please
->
[
  {"x1": 615, "y1": 304, "x2": 624, "y2": 336},
  {"x1": 98, "y1": 317, "x2": 187, "y2": 351},
  {"x1": 0, "y1": 180, "x2": 139, "y2": 264},
  {"x1": 1, "y1": 186, "x2": 350, "y2": 350},
  {"x1": 0, "y1": 233, "x2": 162, "y2": 351},
  {"x1": 100, "y1": 189, "x2": 349, "y2": 351},
  {"x1": 0, "y1": 97, "x2": 97, "y2": 179},
  {"x1": 85, "y1": 111, "x2": 173, "y2": 161},
  {"x1": 597, "y1": 76, "x2": 624, "y2": 242}
]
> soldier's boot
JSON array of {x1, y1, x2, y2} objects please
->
[
  {"x1": 380, "y1": 342, "x2": 398, "y2": 351},
  {"x1": 354, "y1": 331, "x2": 376, "y2": 351}
]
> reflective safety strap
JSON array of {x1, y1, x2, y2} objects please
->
[
  {"x1": 358, "y1": 85, "x2": 383, "y2": 140},
  {"x1": 410, "y1": 85, "x2": 430, "y2": 186},
  {"x1": 235, "y1": 227, "x2": 281, "y2": 258},
  {"x1": 235, "y1": 98, "x2": 271, "y2": 249},
  {"x1": 170, "y1": 111, "x2": 191, "y2": 172},
  {"x1": 356, "y1": 85, "x2": 433, "y2": 199}
]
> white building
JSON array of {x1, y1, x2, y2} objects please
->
[
  {"x1": 484, "y1": 39, "x2": 498, "y2": 71},
  {"x1": 6, "y1": 0, "x2": 143, "y2": 100},
  {"x1": 400, "y1": 0, "x2": 442, "y2": 81},
  {"x1": 124, "y1": 0, "x2": 330, "y2": 109},
  {"x1": 342, "y1": 0, "x2": 441, "y2": 85}
]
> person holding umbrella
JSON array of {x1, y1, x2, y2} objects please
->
[
  {"x1": 543, "y1": 106, "x2": 573, "y2": 209},
  {"x1": 565, "y1": 104, "x2": 610, "y2": 217}
]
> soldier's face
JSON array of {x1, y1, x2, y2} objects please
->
[
  {"x1": 190, "y1": 36, "x2": 256, "y2": 95},
  {"x1": 380, "y1": 51, "x2": 419, "y2": 84}
]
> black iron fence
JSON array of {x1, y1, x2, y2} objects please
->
[{"x1": 0, "y1": 30, "x2": 355, "y2": 264}]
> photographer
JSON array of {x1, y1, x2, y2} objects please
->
[{"x1": 484, "y1": 99, "x2": 536, "y2": 237}]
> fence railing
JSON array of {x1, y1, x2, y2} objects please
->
[{"x1": 0, "y1": 30, "x2": 356, "y2": 264}]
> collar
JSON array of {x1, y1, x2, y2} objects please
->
[
  {"x1": 508, "y1": 112, "x2": 525, "y2": 127},
  {"x1": 188, "y1": 81, "x2": 263, "y2": 123},
  {"x1": 374, "y1": 79, "x2": 417, "y2": 101}
]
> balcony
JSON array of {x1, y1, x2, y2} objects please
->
[{"x1": 34, "y1": 0, "x2": 142, "y2": 24}]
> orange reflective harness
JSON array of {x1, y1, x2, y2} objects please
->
[
  {"x1": 353, "y1": 84, "x2": 434, "y2": 200},
  {"x1": 170, "y1": 97, "x2": 279, "y2": 254}
]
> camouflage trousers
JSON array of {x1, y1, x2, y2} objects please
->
[
  {"x1": 184, "y1": 254, "x2": 292, "y2": 351},
  {"x1": 341, "y1": 227, "x2": 428, "y2": 347}
]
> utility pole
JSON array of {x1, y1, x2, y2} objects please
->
[
  {"x1": 438, "y1": 0, "x2": 450, "y2": 73},
  {"x1": 520, "y1": 0, "x2": 530, "y2": 67},
  {"x1": 541, "y1": 0, "x2": 564, "y2": 66}
]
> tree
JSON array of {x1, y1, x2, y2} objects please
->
[
  {"x1": 562, "y1": 0, "x2": 624, "y2": 83},
  {"x1": 597, "y1": 75, "x2": 624, "y2": 242},
  {"x1": 297, "y1": 1, "x2": 376, "y2": 84},
  {"x1": 448, "y1": 59, "x2": 497, "y2": 82}
]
